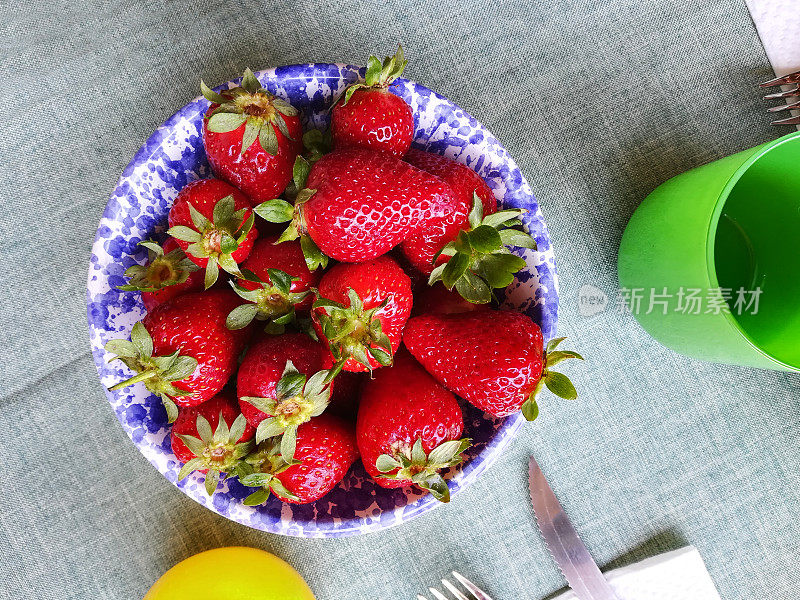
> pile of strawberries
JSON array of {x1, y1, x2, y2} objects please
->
[{"x1": 105, "y1": 47, "x2": 581, "y2": 507}]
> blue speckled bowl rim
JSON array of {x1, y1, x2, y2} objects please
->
[{"x1": 87, "y1": 63, "x2": 559, "y2": 537}]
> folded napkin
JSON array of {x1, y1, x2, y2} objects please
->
[
  {"x1": 746, "y1": 0, "x2": 800, "y2": 74},
  {"x1": 550, "y1": 546, "x2": 721, "y2": 600}
]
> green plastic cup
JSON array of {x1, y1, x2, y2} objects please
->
[{"x1": 618, "y1": 131, "x2": 800, "y2": 371}]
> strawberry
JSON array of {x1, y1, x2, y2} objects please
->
[
  {"x1": 117, "y1": 238, "x2": 203, "y2": 311},
  {"x1": 312, "y1": 256, "x2": 413, "y2": 375},
  {"x1": 104, "y1": 290, "x2": 250, "y2": 422},
  {"x1": 404, "y1": 148, "x2": 497, "y2": 217},
  {"x1": 171, "y1": 393, "x2": 255, "y2": 496},
  {"x1": 398, "y1": 183, "x2": 466, "y2": 276},
  {"x1": 398, "y1": 150, "x2": 536, "y2": 301},
  {"x1": 167, "y1": 178, "x2": 258, "y2": 288},
  {"x1": 225, "y1": 236, "x2": 320, "y2": 333},
  {"x1": 425, "y1": 196, "x2": 538, "y2": 304},
  {"x1": 401, "y1": 148, "x2": 498, "y2": 276},
  {"x1": 236, "y1": 333, "x2": 333, "y2": 460},
  {"x1": 356, "y1": 351, "x2": 469, "y2": 502},
  {"x1": 254, "y1": 147, "x2": 455, "y2": 265},
  {"x1": 331, "y1": 46, "x2": 413, "y2": 157},
  {"x1": 200, "y1": 68, "x2": 303, "y2": 204},
  {"x1": 403, "y1": 310, "x2": 582, "y2": 420},
  {"x1": 399, "y1": 147, "x2": 537, "y2": 301},
  {"x1": 239, "y1": 414, "x2": 358, "y2": 505},
  {"x1": 411, "y1": 282, "x2": 484, "y2": 316}
]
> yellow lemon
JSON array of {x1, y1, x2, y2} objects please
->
[{"x1": 143, "y1": 546, "x2": 315, "y2": 600}]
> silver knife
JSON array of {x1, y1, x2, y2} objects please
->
[{"x1": 529, "y1": 456, "x2": 621, "y2": 600}]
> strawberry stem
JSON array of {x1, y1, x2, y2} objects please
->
[{"x1": 108, "y1": 370, "x2": 156, "y2": 390}]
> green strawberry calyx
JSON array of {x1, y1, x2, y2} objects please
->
[
  {"x1": 117, "y1": 240, "x2": 199, "y2": 293},
  {"x1": 341, "y1": 45, "x2": 408, "y2": 105},
  {"x1": 104, "y1": 322, "x2": 198, "y2": 423},
  {"x1": 252, "y1": 156, "x2": 328, "y2": 272},
  {"x1": 313, "y1": 288, "x2": 394, "y2": 381},
  {"x1": 277, "y1": 131, "x2": 332, "y2": 201},
  {"x1": 301, "y1": 129, "x2": 332, "y2": 166},
  {"x1": 521, "y1": 337, "x2": 584, "y2": 422},
  {"x1": 429, "y1": 193, "x2": 539, "y2": 304},
  {"x1": 238, "y1": 439, "x2": 301, "y2": 505},
  {"x1": 376, "y1": 437, "x2": 471, "y2": 503},
  {"x1": 240, "y1": 360, "x2": 333, "y2": 462},
  {"x1": 200, "y1": 68, "x2": 299, "y2": 156},
  {"x1": 167, "y1": 194, "x2": 255, "y2": 288},
  {"x1": 176, "y1": 411, "x2": 254, "y2": 496},
  {"x1": 225, "y1": 268, "x2": 312, "y2": 334}
]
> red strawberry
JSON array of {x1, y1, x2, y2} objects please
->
[
  {"x1": 403, "y1": 310, "x2": 582, "y2": 420},
  {"x1": 402, "y1": 148, "x2": 498, "y2": 276},
  {"x1": 225, "y1": 236, "x2": 321, "y2": 333},
  {"x1": 423, "y1": 197, "x2": 538, "y2": 304},
  {"x1": 399, "y1": 150, "x2": 535, "y2": 302},
  {"x1": 396, "y1": 176, "x2": 466, "y2": 277},
  {"x1": 411, "y1": 282, "x2": 484, "y2": 316},
  {"x1": 104, "y1": 289, "x2": 251, "y2": 421},
  {"x1": 254, "y1": 147, "x2": 455, "y2": 265},
  {"x1": 239, "y1": 414, "x2": 358, "y2": 505},
  {"x1": 200, "y1": 68, "x2": 303, "y2": 204},
  {"x1": 332, "y1": 46, "x2": 414, "y2": 157},
  {"x1": 312, "y1": 256, "x2": 413, "y2": 375},
  {"x1": 167, "y1": 178, "x2": 258, "y2": 288},
  {"x1": 171, "y1": 393, "x2": 255, "y2": 496},
  {"x1": 405, "y1": 147, "x2": 497, "y2": 217},
  {"x1": 117, "y1": 238, "x2": 203, "y2": 311},
  {"x1": 356, "y1": 351, "x2": 469, "y2": 502},
  {"x1": 236, "y1": 333, "x2": 334, "y2": 460}
]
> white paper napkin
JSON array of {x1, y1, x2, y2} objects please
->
[
  {"x1": 746, "y1": 0, "x2": 800, "y2": 75},
  {"x1": 746, "y1": 0, "x2": 800, "y2": 130},
  {"x1": 550, "y1": 546, "x2": 721, "y2": 600}
]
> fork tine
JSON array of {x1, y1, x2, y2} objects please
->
[
  {"x1": 767, "y1": 100, "x2": 800, "y2": 113},
  {"x1": 442, "y1": 578, "x2": 471, "y2": 600},
  {"x1": 418, "y1": 596, "x2": 429, "y2": 600},
  {"x1": 772, "y1": 114, "x2": 800, "y2": 126},
  {"x1": 452, "y1": 572, "x2": 495, "y2": 600},
  {"x1": 764, "y1": 86, "x2": 800, "y2": 99},
  {"x1": 429, "y1": 588, "x2": 449, "y2": 600},
  {"x1": 759, "y1": 69, "x2": 800, "y2": 87}
]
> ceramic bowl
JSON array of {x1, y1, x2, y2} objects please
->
[{"x1": 87, "y1": 63, "x2": 558, "y2": 537}]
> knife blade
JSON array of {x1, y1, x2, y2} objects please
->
[{"x1": 529, "y1": 456, "x2": 621, "y2": 600}]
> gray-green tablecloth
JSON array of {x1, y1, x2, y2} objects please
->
[{"x1": 1, "y1": 1, "x2": 798, "y2": 598}]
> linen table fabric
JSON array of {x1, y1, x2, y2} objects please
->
[{"x1": 1, "y1": 1, "x2": 798, "y2": 599}]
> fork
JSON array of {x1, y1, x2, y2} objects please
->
[
  {"x1": 417, "y1": 571, "x2": 494, "y2": 600},
  {"x1": 760, "y1": 68, "x2": 800, "y2": 126}
]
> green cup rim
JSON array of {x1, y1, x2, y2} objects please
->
[{"x1": 705, "y1": 130, "x2": 800, "y2": 372}]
